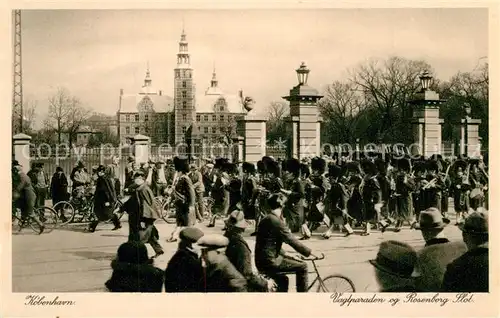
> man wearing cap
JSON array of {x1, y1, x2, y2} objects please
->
[
  {"x1": 224, "y1": 210, "x2": 276, "y2": 292},
  {"x1": 241, "y1": 162, "x2": 258, "y2": 223},
  {"x1": 412, "y1": 208, "x2": 466, "y2": 292},
  {"x1": 441, "y1": 211, "x2": 489, "y2": 292},
  {"x1": 201, "y1": 162, "x2": 215, "y2": 197},
  {"x1": 197, "y1": 234, "x2": 247, "y2": 292},
  {"x1": 164, "y1": 227, "x2": 204, "y2": 292},
  {"x1": 124, "y1": 156, "x2": 136, "y2": 189},
  {"x1": 27, "y1": 162, "x2": 50, "y2": 209},
  {"x1": 369, "y1": 240, "x2": 419, "y2": 292},
  {"x1": 255, "y1": 194, "x2": 321, "y2": 292},
  {"x1": 12, "y1": 160, "x2": 45, "y2": 234}
]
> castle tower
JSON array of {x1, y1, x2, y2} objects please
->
[{"x1": 173, "y1": 27, "x2": 196, "y2": 145}]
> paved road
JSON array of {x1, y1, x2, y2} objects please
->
[{"x1": 12, "y1": 207, "x2": 464, "y2": 293}]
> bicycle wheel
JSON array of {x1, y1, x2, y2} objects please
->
[
  {"x1": 161, "y1": 199, "x2": 177, "y2": 224},
  {"x1": 53, "y1": 201, "x2": 75, "y2": 225},
  {"x1": 317, "y1": 275, "x2": 356, "y2": 293},
  {"x1": 12, "y1": 213, "x2": 23, "y2": 233},
  {"x1": 32, "y1": 206, "x2": 58, "y2": 234}
]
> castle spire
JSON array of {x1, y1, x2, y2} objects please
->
[
  {"x1": 177, "y1": 26, "x2": 190, "y2": 67},
  {"x1": 144, "y1": 61, "x2": 151, "y2": 87},
  {"x1": 211, "y1": 62, "x2": 218, "y2": 88}
]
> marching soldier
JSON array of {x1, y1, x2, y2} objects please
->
[
  {"x1": 392, "y1": 157, "x2": 415, "y2": 232},
  {"x1": 302, "y1": 157, "x2": 328, "y2": 239},
  {"x1": 451, "y1": 159, "x2": 470, "y2": 225},
  {"x1": 280, "y1": 158, "x2": 305, "y2": 233},
  {"x1": 322, "y1": 163, "x2": 354, "y2": 238},
  {"x1": 468, "y1": 158, "x2": 487, "y2": 212},
  {"x1": 420, "y1": 159, "x2": 444, "y2": 212},
  {"x1": 208, "y1": 158, "x2": 230, "y2": 228},
  {"x1": 241, "y1": 162, "x2": 258, "y2": 222},
  {"x1": 360, "y1": 159, "x2": 383, "y2": 236},
  {"x1": 412, "y1": 159, "x2": 427, "y2": 222},
  {"x1": 346, "y1": 161, "x2": 364, "y2": 226}
]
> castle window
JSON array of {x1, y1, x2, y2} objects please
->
[
  {"x1": 182, "y1": 91, "x2": 187, "y2": 98},
  {"x1": 204, "y1": 115, "x2": 208, "y2": 121},
  {"x1": 125, "y1": 127, "x2": 130, "y2": 134},
  {"x1": 144, "y1": 114, "x2": 149, "y2": 122},
  {"x1": 212, "y1": 127, "x2": 217, "y2": 134},
  {"x1": 125, "y1": 115, "x2": 130, "y2": 122},
  {"x1": 182, "y1": 81, "x2": 186, "y2": 88},
  {"x1": 196, "y1": 115, "x2": 200, "y2": 121},
  {"x1": 135, "y1": 114, "x2": 139, "y2": 122},
  {"x1": 182, "y1": 126, "x2": 187, "y2": 134},
  {"x1": 198, "y1": 126, "x2": 201, "y2": 131},
  {"x1": 212, "y1": 115, "x2": 216, "y2": 121},
  {"x1": 204, "y1": 127, "x2": 209, "y2": 134},
  {"x1": 182, "y1": 114, "x2": 187, "y2": 121},
  {"x1": 220, "y1": 105, "x2": 224, "y2": 111},
  {"x1": 220, "y1": 115, "x2": 224, "y2": 121},
  {"x1": 145, "y1": 127, "x2": 149, "y2": 134},
  {"x1": 135, "y1": 126, "x2": 140, "y2": 134},
  {"x1": 183, "y1": 101, "x2": 187, "y2": 109}
]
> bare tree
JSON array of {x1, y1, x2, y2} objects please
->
[
  {"x1": 318, "y1": 81, "x2": 366, "y2": 144},
  {"x1": 350, "y1": 56, "x2": 432, "y2": 142},
  {"x1": 12, "y1": 99, "x2": 38, "y2": 134},
  {"x1": 266, "y1": 101, "x2": 289, "y2": 141},
  {"x1": 46, "y1": 88, "x2": 91, "y2": 146}
]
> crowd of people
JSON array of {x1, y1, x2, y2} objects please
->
[{"x1": 11, "y1": 151, "x2": 489, "y2": 292}]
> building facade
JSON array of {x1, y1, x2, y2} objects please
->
[{"x1": 117, "y1": 28, "x2": 246, "y2": 147}]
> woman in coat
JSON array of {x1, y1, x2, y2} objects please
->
[
  {"x1": 50, "y1": 167, "x2": 69, "y2": 206},
  {"x1": 89, "y1": 165, "x2": 121, "y2": 233},
  {"x1": 167, "y1": 156, "x2": 196, "y2": 242}
]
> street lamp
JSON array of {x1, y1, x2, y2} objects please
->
[
  {"x1": 296, "y1": 62, "x2": 310, "y2": 85},
  {"x1": 419, "y1": 70, "x2": 433, "y2": 91}
]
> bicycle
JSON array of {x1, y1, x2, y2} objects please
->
[
  {"x1": 12, "y1": 206, "x2": 58, "y2": 234},
  {"x1": 266, "y1": 253, "x2": 356, "y2": 292},
  {"x1": 162, "y1": 196, "x2": 214, "y2": 224},
  {"x1": 52, "y1": 193, "x2": 97, "y2": 225}
]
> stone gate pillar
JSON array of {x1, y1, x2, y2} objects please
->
[
  {"x1": 409, "y1": 71, "x2": 445, "y2": 157},
  {"x1": 132, "y1": 134, "x2": 150, "y2": 164},
  {"x1": 13, "y1": 133, "x2": 32, "y2": 174},
  {"x1": 236, "y1": 115, "x2": 266, "y2": 164},
  {"x1": 461, "y1": 105, "x2": 482, "y2": 157},
  {"x1": 283, "y1": 62, "x2": 323, "y2": 160}
]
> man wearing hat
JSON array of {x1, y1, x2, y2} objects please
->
[
  {"x1": 412, "y1": 208, "x2": 467, "y2": 292},
  {"x1": 442, "y1": 211, "x2": 489, "y2": 292},
  {"x1": 360, "y1": 159, "x2": 383, "y2": 236},
  {"x1": 120, "y1": 170, "x2": 164, "y2": 258},
  {"x1": 390, "y1": 158, "x2": 416, "y2": 232},
  {"x1": 124, "y1": 156, "x2": 136, "y2": 189},
  {"x1": 224, "y1": 210, "x2": 276, "y2": 292},
  {"x1": 12, "y1": 160, "x2": 45, "y2": 234},
  {"x1": 241, "y1": 162, "x2": 258, "y2": 222},
  {"x1": 197, "y1": 234, "x2": 247, "y2": 292},
  {"x1": 255, "y1": 194, "x2": 321, "y2": 292},
  {"x1": 188, "y1": 162, "x2": 205, "y2": 222},
  {"x1": 207, "y1": 158, "x2": 230, "y2": 228},
  {"x1": 369, "y1": 240, "x2": 419, "y2": 292},
  {"x1": 201, "y1": 161, "x2": 215, "y2": 197},
  {"x1": 164, "y1": 227, "x2": 205, "y2": 292},
  {"x1": 89, "y1": 165, "x2": 121, "y2": 233}
]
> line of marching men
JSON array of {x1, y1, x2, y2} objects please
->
[{"x1": 192, "y1": 152, "x2": 488, "y2": 239}]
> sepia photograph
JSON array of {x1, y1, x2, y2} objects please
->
[{"x1": 2, "y1": 4, "x2": 496, "y2": 317}]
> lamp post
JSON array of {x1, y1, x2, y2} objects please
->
[
  {"x1": 296, "y1": 62, "x2": 310, "y2": 86},
  {"x1": 419, "y1": 70, "x2": 433, "y2": 91}
]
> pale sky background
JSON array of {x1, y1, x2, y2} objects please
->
[{"x1": 20, "y1": 9, "x2": 488, "y2": 128}]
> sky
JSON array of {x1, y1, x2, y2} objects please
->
[{"x1": 19, "y1": 9, "x2": 488, "y2": 127}]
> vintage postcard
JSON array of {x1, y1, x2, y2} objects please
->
[{"x1": 1, "y1": 1, "x2": 498, "y2": 317}]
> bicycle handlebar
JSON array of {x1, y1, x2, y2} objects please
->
[{"x1": 300, "y1": 253, "x2": 325, "y2": 261}]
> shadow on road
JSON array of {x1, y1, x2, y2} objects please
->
[{"x1": 68, "y1": 251, "x2": 116, "y2": 261}]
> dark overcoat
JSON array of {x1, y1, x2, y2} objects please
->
[
  {"x1": 105, "y1": 260, "x2": 164, "y2": 292},
  {"x1": 164, "y1": 248, "x2": 203, "y2": 292},
  {"x1": 93, "y1": 175, "x2": 117, "y2": 221}
]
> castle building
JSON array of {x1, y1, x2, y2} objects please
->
[{"x1": 117, "y1": 28, "x2": 246, "y2": 146}]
